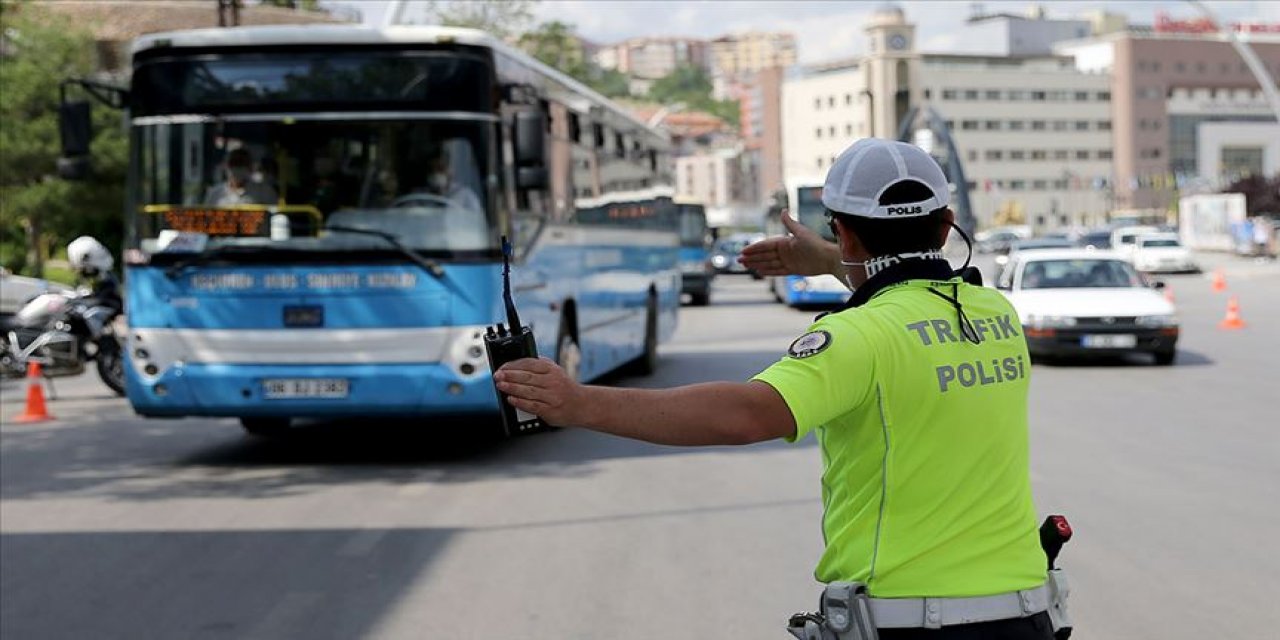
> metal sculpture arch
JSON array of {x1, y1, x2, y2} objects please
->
[{"x1": 896, "y1": 106, "x2": 976, "y2": 234}]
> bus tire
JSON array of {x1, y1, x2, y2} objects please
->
[
  {"x1": 690, "y1": 290, "x2": 710, "y2": 306},
  {"x1": 629, "y1": 295, "x2": 659, "y2": 376},
  {"x1": 240, "y1": 417, "x2": 291, "y2": 437}
]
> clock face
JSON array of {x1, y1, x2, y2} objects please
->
[{"x1": 888, "y1": 34, "x2": 908, "y2": 50}]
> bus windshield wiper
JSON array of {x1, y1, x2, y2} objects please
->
[
  {"x1": 324, "y1": 225, "x2": 446, "y2": 278},
  {"x1": 163, "y1": 244, "x2": 292, "y2": 279}
]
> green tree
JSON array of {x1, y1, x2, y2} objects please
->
[
  {"x1": 420, "y1": 0, "x2": 537, "y2": 40},
  {"x1": 518, "y1": 21, "x2": 630, "y2": 99},
  {"x1": 1225, "y1": 174, "x2": 1280, "y2": 216},
  {"x1": 0, "y1": 11, "x2": 126, "y2": 277},
  {"x1": 647, "y1": 64, "x2": 740, "y2": 127}
]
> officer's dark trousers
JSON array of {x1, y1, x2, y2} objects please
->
[{"x1": 878, "y1": 612, "x2": 1054, "y2": 639}]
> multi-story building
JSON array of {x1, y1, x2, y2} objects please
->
[
  {"x1": 1057, "y1": 21, "x2": 1280, "y2": 210},
  {"x1": 676, "y1": 147, "x2": 759, "y2": 228},
  {"x1": 593, "y1": 36, "x2": 708, "y2": 93},
  {"x1": 738, "y1": 66, "x2": 786, "y2": 202},
  {"x1": 709, "y1": 32, "x2": 797, "y2": 78},
  {"x1": 782, "y1": 4, "x2": 1115, "y2": 231}
]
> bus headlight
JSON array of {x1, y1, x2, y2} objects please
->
[
  {"x1": 791, "y1": 279, "x2": 808, "y2": 292},
  {"x1": 444, "y1": 326, "x2": 489, "y2": 378}
]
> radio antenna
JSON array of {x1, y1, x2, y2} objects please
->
[{"x1": 501, "y1": 236, "x2": 523, "y2": 331}]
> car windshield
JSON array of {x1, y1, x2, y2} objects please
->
[
  {"x1": 677, "y1": 205, "x2": 709, "y2": 247},
  {"x1": 794, "y1": 186, "x2": 835, "y2": 241},
  {"x1": 1141, "y1": 238, "x2": 1181, "y2": 248},
  {"x1": 1013, "y1": 239, "x2": 1074, "y2": 251},
  {"x1": 1019, "y1": 259, "x2": 1145, "y2": 289},
  {"x1": 1077, "y1": 232, "x2": 1111, "y2": 248},
  {"x1": 130, "y1": 117, "x2": 496, "y2": 260}
]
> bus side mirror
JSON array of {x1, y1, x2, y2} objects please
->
[
  {"x1": 514, "y1": 111, "x2": 548, "y2": 190},
  {"x1": 57, "y1": 100, "x2": 93, "y2": 181}
]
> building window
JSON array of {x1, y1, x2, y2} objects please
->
[
  {"x1": 1008, "y1": 90, "x2": 1027, "y2": 100},
  {"x1": 1053, "y1": 121, "x2": 1068, "y2": 131},
  {"x1": 1076, "y1": 150, "x2": 1089, "y2": 160},
  {"x1": 968, "y1": 149, "x2": 978, "y2": 162},
  {"x1": 985, "y1": 90, "x2": 1001, "y2": 100},
  {"x1": 1031, "y1": 150, "x2": 1046, "y2": 160},
  {"x1": 964, "y1": 89, "x2": 979, "y2": 100},
  {"x1": 844, "y1": 93, "x2": 852, "y2": 105},
  {"x1": 815, "y1": 127, "x2": 823, "y2": 139},
  {"x1": 817, "y1": 157, "x2": 824, "y2": 169},
  {"x1": 985, "y1": 120, "x2": 1001, "y2": 130},
  {"x1": 985, "y1": 149, "x2": 1003, "y2": 161},
  {"x1": 942, "y1": 89, "x2": 957, "y2": 100},
  {"x1": 1139, "y1": 148, "x2": 1161, "y2": 159},
  {"x1": 1195, "y1": 62, "x2": 1207, "y2": 73},
  {"x1": 829, "y1": 125, "x2": 836, "y2": 137},
  {"x1": 1054, "y1": 179, "x2": 1069, "y2": 189},
  {"x1": 1074, "y1": 91, "x2": 1088, "y2": 101},
  {"x1": 1096, "y1": 91, "x2": 1111, "y2": 101},
  {"x1": 1009, "y1": 120, "x2": 1025, "y2": 131},
  {"x1": 1010, "y1": 150, "x2": 1026, "y2": 160},
  {"x1": 1032, "y1": 179, "x2": 1048, "y2": 190},
  {"x1": 814, "y1": 97, "x2": 822, "y2": 110},
  {"x1": 828, "y1": 96, "x2": 836, "y2": 107},
  {"x1": 1074, "y1": 121, "x2": 1089, "y2": 131},
  {"x1": 924, "y1": 88, "x2": 932, "y2": 99},
  {"x1": 1097, "y1": 120, "x2": 1112, "y2": 131},
  {"x1": 1175, "y1": 62, "x2": 1186, "y2": 73},
  {"x1": 1220, "y1": 62, "x2": 1231, "y2": 74},
  {"x1": 961, "y1": 120, "x2": 979, "y2": 130},
  {"x1": 1031, "y1": 120, "x2": 1046, "y2": 131},
  {"x1": 1099, "y1": 150, "x2": 1114, "y2": 160},
  {"x1": 845, "y1": 123, "x2": 853, "y2": 136},
  {"x1": 1054, "y1": 150, "x2": 1068, "y2": 160},
  {"x1": 1010, "y1": 180, "x2": 1026, "y2": 190},
  {"x1": 1031, "y1": 90, "x2": 1047, "y2": 101}
]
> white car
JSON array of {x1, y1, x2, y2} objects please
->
[
  {"x1": 1131, "y1": 233, "x2": 1199, "y2": 273},
  {"x1": 1110, "y1": 225, "x2": 1162, "y2": 260},
  {"x1": 996, "y1": 249, "x2": 1178, "y2": 365},
  {"x1": 0, "y1": 269, "x2": 72, "y2": 317}
]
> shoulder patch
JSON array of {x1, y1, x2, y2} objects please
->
[{"x1": 788, "y1": 330, "x2": 832, "y2": 359}]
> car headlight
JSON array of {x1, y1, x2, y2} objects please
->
[
  {"x1": 1026, "y1": 314, "x2": 1077, "y2": 328},
  {"x1": 711, "y1": 255, "x2": 728, "y2": 268},
  {"x1": 1137, "y1": 314, "x2": 1177, "y2": 327},
  {"x1": 791, "y1": 279, "x2": 808, "y2": 291}
]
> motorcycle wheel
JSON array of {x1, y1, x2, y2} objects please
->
[{"x1": 96, "y1": 341, "x2": 126, "y2": 396}]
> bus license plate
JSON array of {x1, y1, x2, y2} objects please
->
[
  {"x1": 1081, "y1": 334, "x2": 1136, "y2": 348},
  {"x1": 262, "y1": 378, "x2": 349, "y2": 399}
]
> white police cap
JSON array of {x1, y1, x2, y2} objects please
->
[{"x1": 821, "y1": 138, "x2": 950, "y2": 218}]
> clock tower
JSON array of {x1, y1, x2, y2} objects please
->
[{"x1": 864, "y1": 3, "x2": 920, "y2": 139}]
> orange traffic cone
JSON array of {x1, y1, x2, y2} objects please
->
[
  {"x1": 1211, "y1": 269, "x2": 1227, "y2": 292},
  {"x1": 13, "y1": 362, "x2": 55, "y2": 423},
  {"x1": 1218, "y1": 296, "x2": 1247, "y2": 330}
]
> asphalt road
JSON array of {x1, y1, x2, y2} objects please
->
[{"x1": 2, "y1": 253, "x2": 1277, "y2": 639}]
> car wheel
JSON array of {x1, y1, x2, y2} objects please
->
[
  {"x1": 1153, "y1": 349, "x2": 1176, "y2": 366},
  {"x1": 689, "y1": 290, "x2": 710, "y2": 306},
  {"x1": 240, "y1": 417, "x2": 291, "y2": 437}
]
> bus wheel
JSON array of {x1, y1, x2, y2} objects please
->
[
  {"x1": 240, "y1": 417, "x2": 291, "y2": 437},
  {"x1": 629, "y1": 296, "x2": 659, "y2": 376}
]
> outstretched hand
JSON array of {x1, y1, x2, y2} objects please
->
[
  {"x1": 494, "y1": 357, "x2": 586, "y2": 427},
  {"x1": 738, "y1": 209, "x2": 840, "y2": 277}
]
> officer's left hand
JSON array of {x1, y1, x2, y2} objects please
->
[{"x1": 494, "y1": 358, "x2": 586, "y2": 426}]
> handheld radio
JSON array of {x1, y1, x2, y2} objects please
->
[{"x1": 485, "y1": 236, "x2": 548, "y2": 436}]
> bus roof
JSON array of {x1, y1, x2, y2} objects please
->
[{"x1": 131, "y1": 25, "x2": 666, "y2": 141}]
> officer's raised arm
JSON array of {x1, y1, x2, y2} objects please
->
[{"x1": 739, "y1": 208, "x2": 843, "y2": 278}]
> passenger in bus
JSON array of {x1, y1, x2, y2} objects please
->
[{"x1": 205, "y1": 148, "x2": 278, "y2": 206}]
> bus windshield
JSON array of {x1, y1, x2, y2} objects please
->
[
  {"x1": 131, "y1": 117, "x2": 496, "y2": 260},
  {"x1": 677, "y1": 204, "x2": 709, "y2": 248},
  {"x1": 794, "y1": 186, "x2": 834, "y2": 241}
]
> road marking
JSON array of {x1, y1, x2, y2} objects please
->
[{"x1": 338, "y1": 528, "x2": 388, "y2": 557}]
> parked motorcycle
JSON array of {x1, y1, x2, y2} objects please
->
[{"x1": 0, "y1": 236, "x2": 125, "y2": 396}]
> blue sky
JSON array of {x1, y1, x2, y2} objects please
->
[{"x1": 315, "y1": 1, "x2": 1280, "y2": 64}]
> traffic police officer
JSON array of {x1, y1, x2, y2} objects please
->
[{"x1": 494, "y1": 139, "x2": 1055, "y2": 638}]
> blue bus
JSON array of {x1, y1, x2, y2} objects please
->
[
  {"x1": 111, "y1": 25, "x2": 679, "y2": 435},
  {"x1": 675, "y1": 201, "x2": 714, "y2": 306},
  {"x1": 767, "y1": 179, "x2": 849, "y2": 307}
]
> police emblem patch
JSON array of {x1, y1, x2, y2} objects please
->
[{"x1": 788, "y1": 330, "x2": 832, "y2": 359}]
